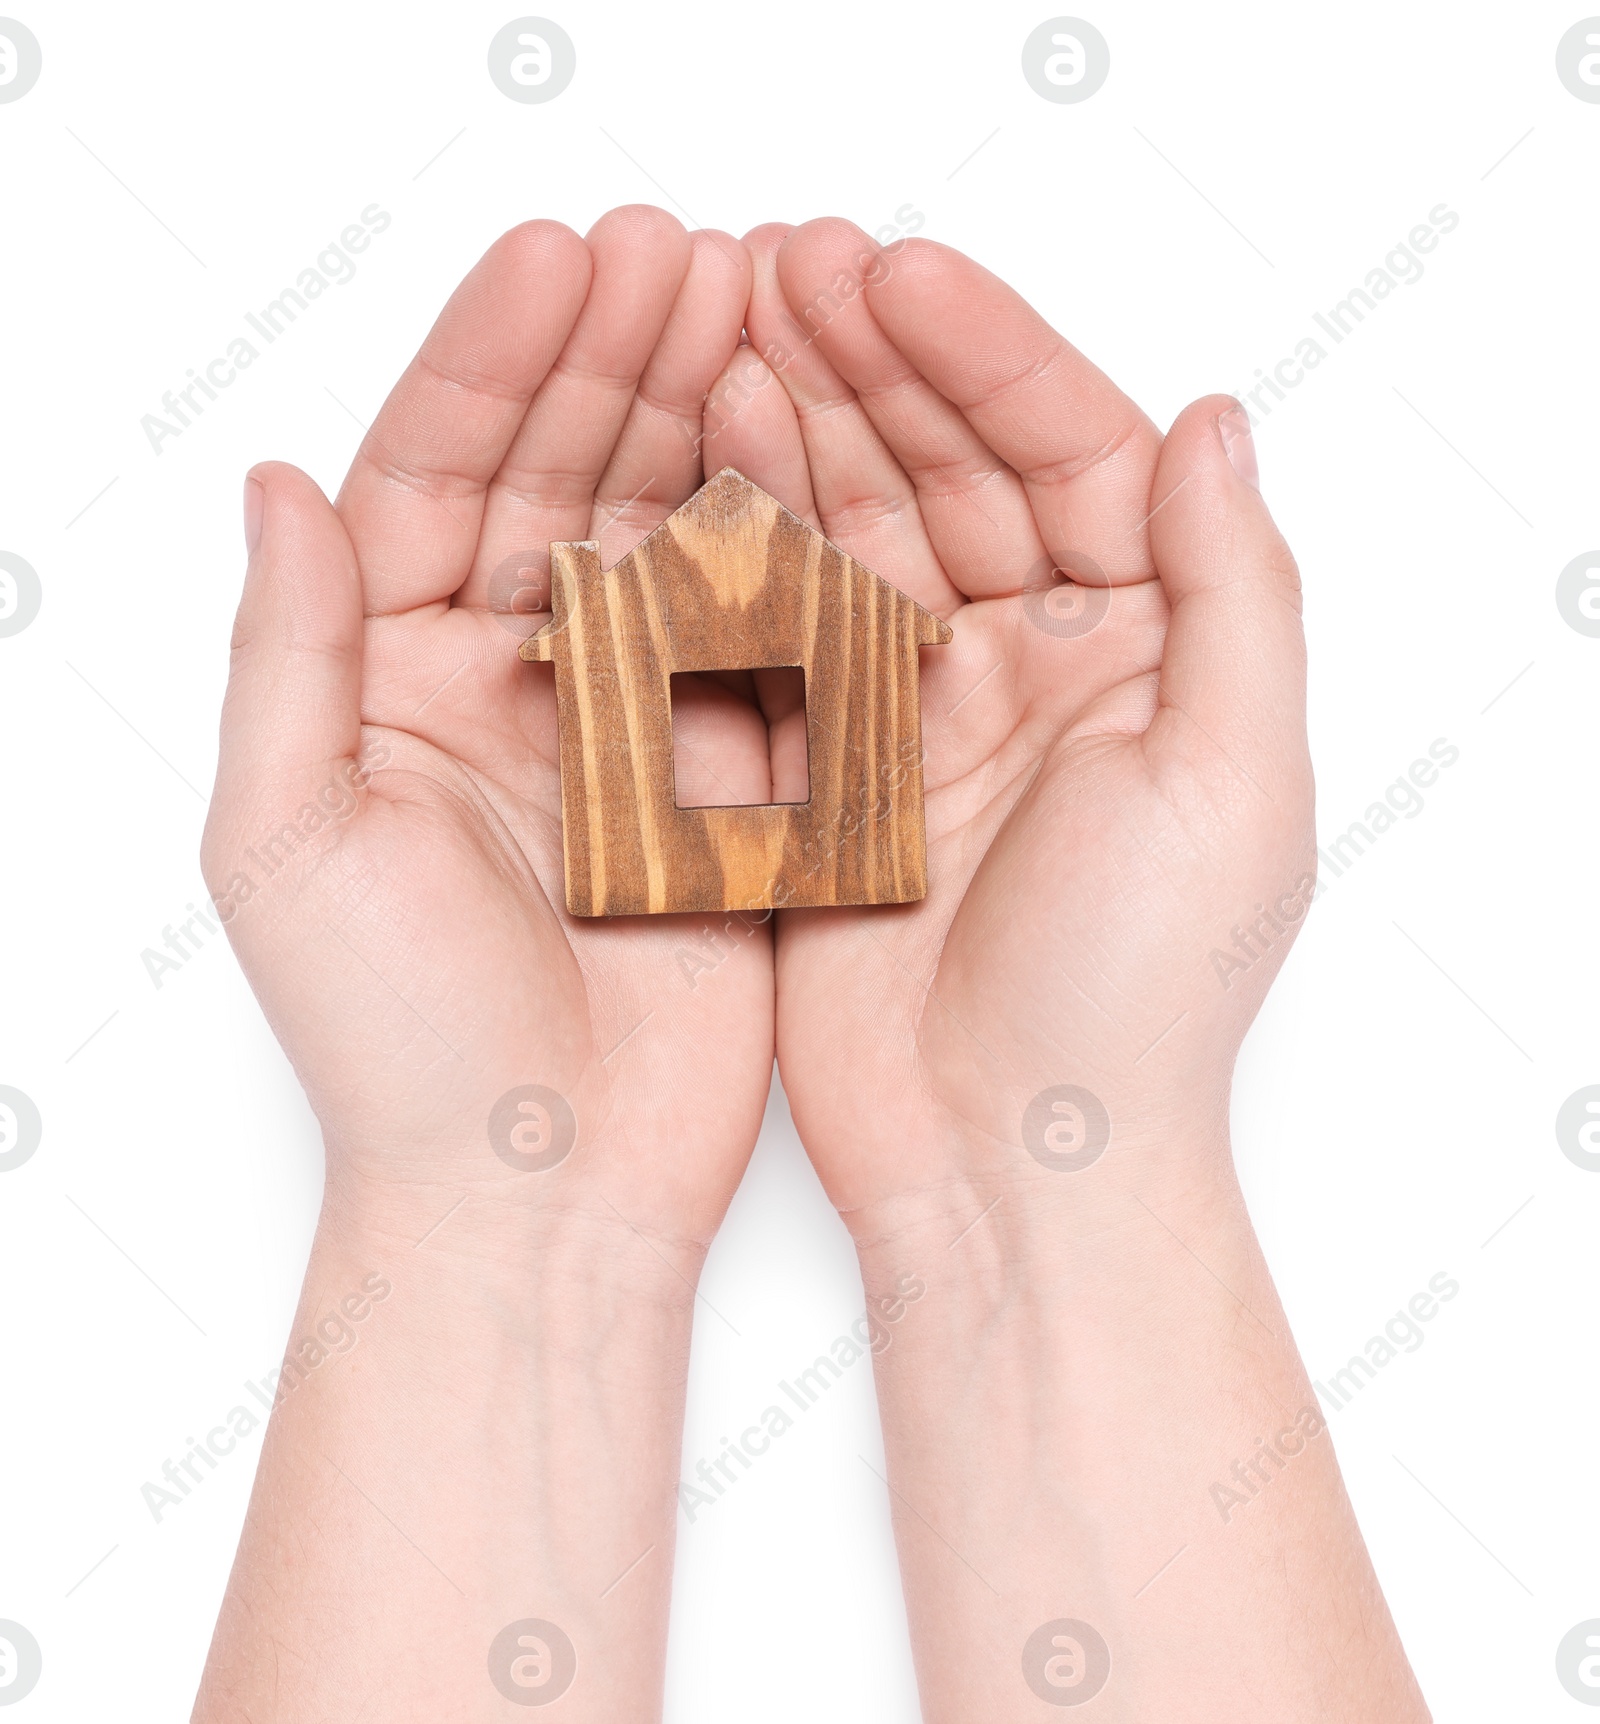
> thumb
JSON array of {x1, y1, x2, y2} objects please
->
[
  {"x1": 1144, "y1": 396, "x2": 1308, "y2": 802},
  {"x1": 203, "y1": 462, "x2": 365, "y2": 883}
]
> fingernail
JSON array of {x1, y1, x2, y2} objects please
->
[
  {"x1": 243, "y1": 475, "x2": 265, "y2": 556},
  {"x1": 1217, "y1": 405, "x2": 1260, "y2": 491}
]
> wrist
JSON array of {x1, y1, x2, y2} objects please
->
[
  {"x1": 307, "y1": 1171, "x2": 703, "y2": 1361},
  {"x1": 203, "y1": 1147, "x2": 700, "y2": 1723},
  {"x1": 845, "y1": 1102, "x2": 1242, "y2": 1279}
]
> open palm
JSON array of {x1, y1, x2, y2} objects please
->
[
  {"x1": 203, "y1": 208, "x2": 778, "y2": 1248},
  {"x1": 707, "y1": 220, "x2": 1313, "y2": 1235}
]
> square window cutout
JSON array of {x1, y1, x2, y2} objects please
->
[{"x1": 670, "y1": 667, "x2": 810, "y2": 809}]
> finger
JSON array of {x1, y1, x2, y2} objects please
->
[
  {"x1": 701, "y1": 341, "x2": 818, "y2": 529},
  {"x1": 866, "y1": 238, "x2": 1162, "y2": 585},
  {"x1": 586, "y1": 228, "x2": 752, "y2": 567},
  {"x1": 755, "y1": 666, "x2": 810, "y2": 804},
  {"x1": 335, "y1": 220, "x2": 591, "y2": 617},
  {"x1": 774, "y1": 220, "x2": 1047, "y2": 599},
  {"x1": 463, "y1": 205, "x2": 692, "y2": 606},
  {"x1": 1144, "y1": 397, "x2": 1308, "y2": 795},
  {"x1": 701, "y1": 330, "x2": 900, "y2": 748},
  {"x1": 205, "y1": 463, "x2": 365, "y2": 864},
  {"x1": 741, "y1": 223, "x2": 960, "y2": 616}
]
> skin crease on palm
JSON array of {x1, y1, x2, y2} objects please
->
[{"x1": 199, "y1": 205, "x2": 1430, "y2": 1720}]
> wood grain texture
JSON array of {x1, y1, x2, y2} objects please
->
[{"x1": 520, "y1": 468, "x2": 952, "y2": 917}]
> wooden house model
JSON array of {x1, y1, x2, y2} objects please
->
[{"x1": 520, "y1": 468, "x2": 951, "y2": 917}]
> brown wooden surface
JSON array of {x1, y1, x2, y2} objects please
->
[{"x1": 521, "y1": 469, "x2": 951, "y2": 917}]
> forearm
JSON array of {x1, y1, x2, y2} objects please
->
[
  {"x1": 193, "y1": 1178, "x2": 697, "y2": 1723},
  {"x1": 854, "y1": 1133, "x2": 1429, "y2": 1723}
]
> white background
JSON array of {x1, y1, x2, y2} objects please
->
[{"x1": 1, "y1": 1, "x2": 1596, "y2": 1717}]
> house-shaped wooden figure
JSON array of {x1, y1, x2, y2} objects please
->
[{"x1": 520, "y1": 468, "x2": 952, "y2": 917}]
